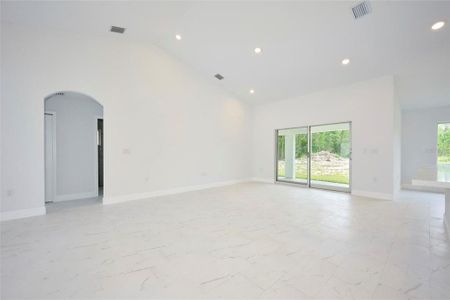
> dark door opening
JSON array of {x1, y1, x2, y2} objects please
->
[{"x1": 97, "y1": 119, "x2": 104, "y2": 194}]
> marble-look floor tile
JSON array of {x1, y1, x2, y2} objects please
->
[{"x1": 1, "y1": 183, "x2": 449, "y2": 299}]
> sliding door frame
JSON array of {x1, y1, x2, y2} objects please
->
[
  {"x1": 274, "y1": 126, "x2": 310, "y2": 186},
  {"x1": 275, "y1": 121, "x2": 352, "y2": 193}
]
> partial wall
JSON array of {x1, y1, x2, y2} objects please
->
[
  {"x1": 1, "y1": 23, "x2": 252, "y2": 220},
  {"x1": 251, "y1": 76, "x2": 398, "y2": 200},
  {"x1": 401, "y1": 105, "x2": 450, "y2": 191}
]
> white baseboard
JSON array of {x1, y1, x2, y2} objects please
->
[
  {"x1": 1, "y1": 206, "x2": 46, "y2": 222},
  {"x1": 401, "y1": 183, "x2": 445, "y2": 193},
  {"x1": 250, "y1": 177, "x2": 275, "y2": 183},
  {"x1": 351, "y1": 190, "x2": 393, "y2": 201},
  {"x1": 55, "y1": 191, "x2": 98, "y2": 202},
  {"x1": 103, "y1": 179, "x2": 250, "y2": 205}
]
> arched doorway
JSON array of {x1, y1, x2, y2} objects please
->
[{"x1": 44, "y1": 91, "x2": 104, "y2": 205}]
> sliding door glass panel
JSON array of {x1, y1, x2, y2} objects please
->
[
  {"x1": 277, "y1": 127, "x2": 308, "y2": 184},
  {"x1": 438, "y1": 123, "x2": 450, "y2": 182},
  {"x1": 310, "y1": 123, "x2": 351, "y2": 191}
]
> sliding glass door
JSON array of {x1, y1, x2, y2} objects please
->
[
  {"x1": 310, "y1": 123, "x2": 351, "y2": 191},
  {"x1": 276, "y1": 122, "x2": 351, "y2": 192},
  {"x1": 276, "y1": 127, "x2": 308, "y2": 184}
]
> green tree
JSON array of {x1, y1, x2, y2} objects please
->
[
  {"x1": 277, "y1": 136, "x2": 285, "y2": 160},
  {"x1": 438, "y1": 123, "x2": 450, "y2": 162},
  {"x1": 311, "y1": 130, "x2": 350, "y2": 157},
  {"x1": 295, "y1": 134, "x2": 308, "y2": 158},
  {"x1": 278, "y1": 129, "x2": 351, "y2": 160}
]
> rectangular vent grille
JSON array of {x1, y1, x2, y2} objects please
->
[
  {"x1": 352, "y1": 1, "x2": 372, "y2": 19},
  {"x1": 214, "y1": 74, "x2": 224, "y2": 80},
  {"x1": 110, "y1": 26, "x2": 126, "y2": 34}
]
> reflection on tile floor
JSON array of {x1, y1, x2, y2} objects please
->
[{"x1": 1, "y1": 183, "x2": 449, "y2": 299}]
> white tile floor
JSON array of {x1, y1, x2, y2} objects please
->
[{"x1": 1, "y1": 183, "x2": 449, "y2": 299}]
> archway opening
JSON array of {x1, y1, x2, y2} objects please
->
[{"x1": 44, "y1": 91, "x2": 104, "y2": 208}]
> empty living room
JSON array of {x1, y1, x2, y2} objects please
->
[{"x1": 1, "y1": 1, "x2": 450, "y2": 299}]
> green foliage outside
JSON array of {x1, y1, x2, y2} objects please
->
[
  {"x1": 312, "y1": 130, "x2": 350, "y2": 157},
  {"x1": 278, "y1": 135, "x2": 308, "y2": 160},
  {"x1": 438, "y1": 123, "x2": 450, "y2": 163},
  {"x1": 277, "y1": 131, "x2": 350, "y2": 159},
  {"x1": 278, "y1": 136, "x2": 285, "y2": 160}
]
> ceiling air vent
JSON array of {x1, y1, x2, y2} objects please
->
[
  {"x1": 352, "y1": 1, "x2": 372, "y2": 20},
  {"x1": 214, "y1": 74, "x2": 224, "y2": 80},
  {"x1": 110, "y1": 26, "x2": 126, "y2": 34}
]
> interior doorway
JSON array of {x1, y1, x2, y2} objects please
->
[
  {"x1": 276, "y1": 121, "x2": 352, "y2": 192},
  {"x1": 44, "y1": 112, "x2": 56, "y2": 203},
  {"x1": 44, "y1": 91, "x2": 104, "y2": 204},
  {"x1": 97, "y1": 118, "x2": 104, "y2": 195}
]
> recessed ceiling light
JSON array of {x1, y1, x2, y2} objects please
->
[
  {"x1": 431, "y1": 21, "x2": 445, "y2": 31},
  {"x1": 254, "y1": 48, "x2": 262, "y2": 54},
  {"x1": 342, "y1": 58, "x2": 350, "y2": 65},
  {"x1": 249, "y1": 89, "x2": 255, "y2": 94},
  {"x1": 175, "y1": 34, "x2": 182, "y2": 40}
]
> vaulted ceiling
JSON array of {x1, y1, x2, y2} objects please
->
[{"x1": 2, "y1": 1, "x2": 449, "y2": 108}]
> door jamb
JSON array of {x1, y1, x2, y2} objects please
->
[{"x1": 44, "y1": 111, "x2": 57, "y2": 203}]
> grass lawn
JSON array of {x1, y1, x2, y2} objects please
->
[
  {"x1": 310, "y1": 174, "x2": 349, "y2": 184},
  {"x1": 438, "y1": 156, "x2": 450, "y2": 163},
  {"x1": 278, "y1": 169, "x2": 349, "y2": 184}
]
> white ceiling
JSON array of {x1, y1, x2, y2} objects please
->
[{"x1": 2, "y1": 1, "x2": 450, "y2": 108}]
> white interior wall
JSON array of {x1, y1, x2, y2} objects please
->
[
  {"x1": 251, "y1": 76, "x2": 398, "y2": 200},
  {"x1": 45, "y1": 93, "x2": 103, "y2": 201},
  {"x1": 1, "y1": 21, "x2": 436, "y2": 220},
  {"x1": 1, "y1": 23, "x2": 252, "y2": 218},
  {"x1": 401, "y1": 105, "x2": 450, "y2": 189}
]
